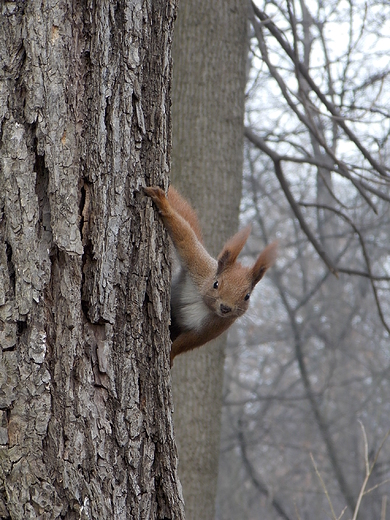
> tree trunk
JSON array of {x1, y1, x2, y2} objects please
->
[
  {"x1": 170, "y1": 1, "x2": 247, "y2": 519},
  {"x1": 0, "y1": 2, "x2": 184, "y2": 519}
]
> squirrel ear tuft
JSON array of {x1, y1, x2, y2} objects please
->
[
  {"x1": 250, "y1": 241, "x2": 278, "y2": 286},
  {"x1": 217, "y1": 226, "x2": 251, "y2": 275}
]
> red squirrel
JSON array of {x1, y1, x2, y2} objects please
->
[{"x1": 145, "y1": 186, "x2": 277, "y2": 366}]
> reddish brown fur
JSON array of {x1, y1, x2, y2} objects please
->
[
  {"x1": 145, "y1": 186, "x2": 215, "y2": 285},
  {"x1": 144, "y1": 185, "x2": 277, "y2": 366},
  {"x1": 168, "y1": 186, "x2": 204, "y2": 243}
]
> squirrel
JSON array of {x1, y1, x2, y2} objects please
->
[{"x1": 145, "y1": 185, "x2": 277, "y2": 366}]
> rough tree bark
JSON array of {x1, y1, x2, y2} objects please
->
[
  {"x1": 170, "y1": 1, "x2": 247, "y2": 519},
  {"x1": 0, "y1": 1, "x2": 184, "y2": 519}
]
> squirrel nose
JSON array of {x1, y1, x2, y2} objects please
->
[{"x1": 220, "y1": 304, "x2": 232, "y2": 315}]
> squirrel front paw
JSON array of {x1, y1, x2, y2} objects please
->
[{"x1": 144, "y1": 186, "x2": 169, "y2": 214}]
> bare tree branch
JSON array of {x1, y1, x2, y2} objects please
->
[
  {"x1": 251, "y1": 1, "x2": 390, "y2": 179},
  {"x1": 237, "y1": 422, "x2": 293, "y2": 520},
  {"x1": 245, "y1": 127, "x2": 338, "y2": 274},
  {"x1": 274, "y1": 278, "x2": 357, "y2": 513},
  {"x1": 247, "y1": 9, "x2": 383, "y2": 213},
  {"x1": 299, "y1": 201, "x2": 390, "y2": 334}
]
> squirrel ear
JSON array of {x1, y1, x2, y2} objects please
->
[
  {"x1": 250, "y1": 241, "x2": 278, "y2": 286},
  {"x1": 217, "y1": 225, "x2": 251, "y2": 275}
]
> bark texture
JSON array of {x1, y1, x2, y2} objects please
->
[
  {"x1": 0, "y1": 1, "x2": 184, "y2": 519},
  {"x1": 170, "y1": 1, "x2": 248, "y2": 518}
]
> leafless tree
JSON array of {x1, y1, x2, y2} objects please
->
[{"x1": 217, "y1": 1, "x2": 390, "y2": 518}]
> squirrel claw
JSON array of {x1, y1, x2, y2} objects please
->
[
  {"x1": 144, "y1": 186, "x2": 166, "y2": 199},
  {"x1": 144, "y1": 186, "x2": 169, "y2": 213}
]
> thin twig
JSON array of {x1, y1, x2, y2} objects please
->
[
  {"x1": 364, "y1": 478, "x2": 390, "y2": 496},
  {"x1": 381, "y1": 495, "x2": 387, "y2": 520},
  {"x1": 310, "y1": 453, "x2": 338, "y2": 520},
  {"x1": 352, "y1": 422, "x2": 390, "y2": 520}
]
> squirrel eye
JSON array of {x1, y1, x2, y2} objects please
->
[
  {"x1": 213, "y1": 280, "x2": 219, "y2": 289},
  {"x1": 244, "y1": 293, "x2": 250, "y2": 301}
]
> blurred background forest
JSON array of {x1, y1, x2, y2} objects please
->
[{"x1": 216, "y1": 1, "x2": 390, "y2": 519}]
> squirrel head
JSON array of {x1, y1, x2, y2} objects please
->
[{"x1": 203, "y1": 226, "x2": 277, "y2": 319}]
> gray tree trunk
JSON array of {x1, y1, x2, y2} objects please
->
[
  {"x1": 170, "y1": 1, "x2": 247, "y2": 519},
  {"x1": 0, "y1": 1, "x2": 184, "y2": 519}
]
